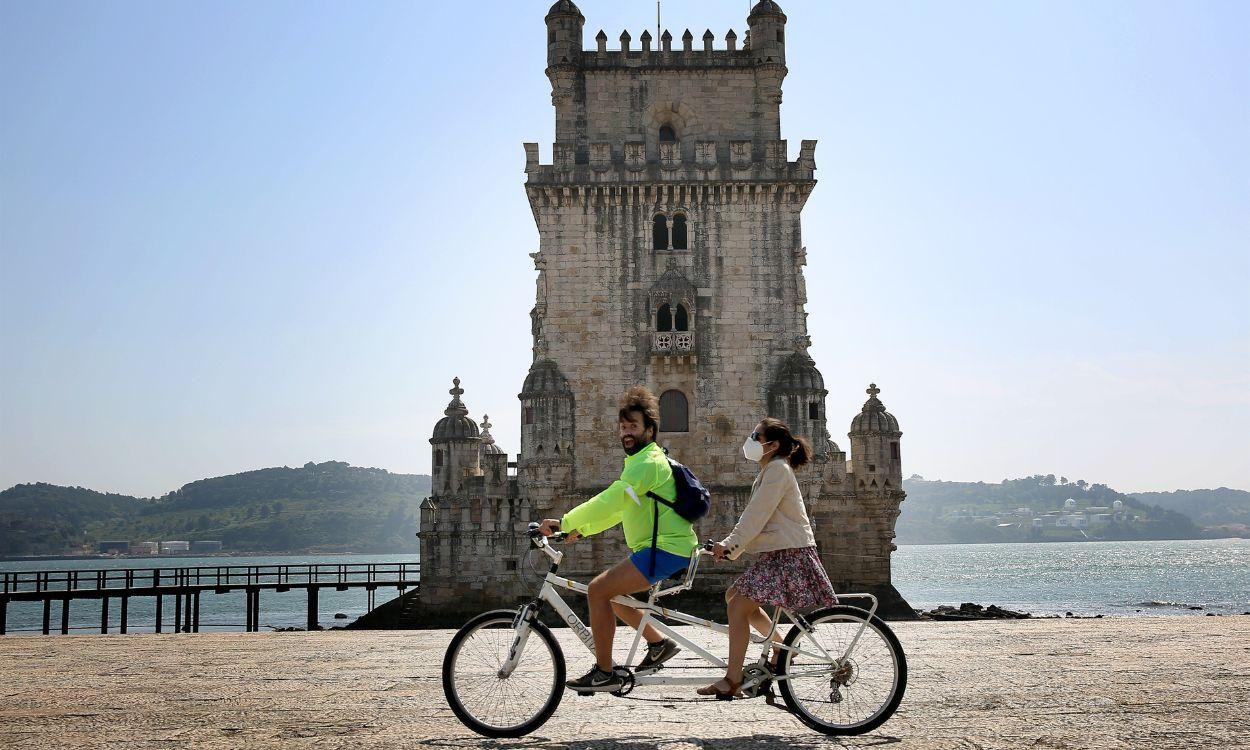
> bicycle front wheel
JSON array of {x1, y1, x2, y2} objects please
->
[
  {"x1": 778, "y1": 605, "x2": 907, "y2": 735},
  {"x1": 441, "y1": 608, "x2": 565, "y2": 738}
]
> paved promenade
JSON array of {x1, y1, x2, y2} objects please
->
[{"x1": 2, "y1": 617, "x2": 1247, "y2": 749}]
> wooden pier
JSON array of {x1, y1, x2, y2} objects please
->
[{"x1": 0, "y1": 562, "x2": 419, "y2": 635}]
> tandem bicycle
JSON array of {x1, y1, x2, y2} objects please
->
[{"x1": 441, "y1": 522, "x2": 907, "y2": 738}]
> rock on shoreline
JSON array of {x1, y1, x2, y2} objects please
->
[{"x1": 917, "y1": 602, "x2": 1032, "y2": 620}]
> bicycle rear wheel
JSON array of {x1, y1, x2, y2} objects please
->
[
  {"x1": 442, "y1": 609, "x2": 565, "y2": 738},
  {"x1": 778, "y1": 605, "x2": 907, "y2": 735}
]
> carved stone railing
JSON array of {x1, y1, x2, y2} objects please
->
[{"x1": 653, "y1": 331, "x2": 695, "y2": 354}]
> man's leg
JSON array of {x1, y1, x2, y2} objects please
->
[
  {"x1": 586, "y1": 557, "x2": 652, "y2": 671},
  {"x1": 611, "y1": 600, "x2": 662, "y2": 644}
]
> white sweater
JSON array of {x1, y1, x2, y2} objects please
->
[{"x1": 720, "y1": 458, "x2": 818, "y2": 560}]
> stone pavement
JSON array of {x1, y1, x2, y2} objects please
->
[{"x1": 2, "y1": 617, "x2": 1247, "y2": 749}]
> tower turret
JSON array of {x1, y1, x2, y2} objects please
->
[
  {"x1": 768, "y1": 351, "x2": 832, "y2": 457},
  {"x1": 518, "y1": 359, "x2": 575, "y2": 510},
  {"x1": 748, "y1": 0, "x2": 787, "y2": 140},
  {"x1": 849, "y1": 383, "x2": 903, "y2": 493},
  {"x1": 747, "y1": 0, "x2": 787, "y2": 65},
  {"x1": 544, "y1": 0, "x2": 584, "y2": 68},
  {"x1": 430, "y1": 377, "x2": 482, "y2": 496}
]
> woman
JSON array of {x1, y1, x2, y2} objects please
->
[{"x1": 697, "y1": 417, "x2": 838, "y2": 698}]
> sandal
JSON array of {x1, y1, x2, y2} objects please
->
[{"x1": 696, "y1": 678, "x2": 742, "y2": 700}]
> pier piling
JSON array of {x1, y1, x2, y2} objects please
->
[{"x1": 307, "y1": 586, "x2": 319, "y2": 631}]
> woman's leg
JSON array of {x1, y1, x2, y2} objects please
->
[
  {"x1": 699, "y1": 587, "x2": 754, "y2": 694},
  {"x1": 725, "y1": 590, "x2": 760, "y2": 684},
  {"x1": 727, "y1": 588, "x2": 784, "y2": 659}
]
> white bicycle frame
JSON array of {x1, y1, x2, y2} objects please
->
[{"x1": 502, "y1": 534, "x2": 880, "y2": 694}]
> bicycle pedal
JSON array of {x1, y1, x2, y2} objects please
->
[{"x1": 575, "y1": 691, "x2": 594, "y2": 697}]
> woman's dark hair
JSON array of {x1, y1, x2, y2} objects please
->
[
  {"x1": 619, "y1": 386, "x2": 661, "y2": 435},
  {"x1": 759, "y1": 416, "x2": 811, "y2": 469}
]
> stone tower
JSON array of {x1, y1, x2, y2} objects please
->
[{"x1": 417, "y1": 1, "x2": 912, "y2": 622}]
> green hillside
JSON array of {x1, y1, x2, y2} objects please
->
[
  {"x1": 1127, "y1": 488, "x2": 1249, "y2": 528},
  {"x1": 896, "y1": 474, "x2": 1208, "y2": 544},
  {"x1": 0, "y1": 462, "x2": 431, "y2": 556},
  {"x1": 0, "y1": 484, "x2": 147, "y2": 555}
]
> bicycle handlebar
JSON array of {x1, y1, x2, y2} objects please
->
[{"x1": 526, "y1": 522, "x2": 713, "y2": 555}]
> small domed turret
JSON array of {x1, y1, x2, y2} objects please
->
[
  {"x1": 850, "y1": 383, "x2": 899, "y2": 434},
  {"x1": 480, "y1": 414, "x2": 506, "y2": 456},
  {"x1": 429, "y1": 377, "x2": 482, "y2": 496},
  {"x1": 768, "y1": 352, "x2": 830, "y2": 456},
  {"x1": 545, "y1": 0, "x2": 584, "y2": 69},
  {"x1": 747, "y1": 0, "x2": 787, "y2": 65},
  {"x1": 774, "y1": 352, "x2": 825, "y2": 392},
  {"x1": 849, "y1": 383, "x2": 903, "y2": 493},
  {"x1": 521, "y1": 359, "x2": 570, "y2": 398},
  {"x1": 432, "y1": 377, "x2": 480, "y2": 441},
  {"x1": 547, "y1": 0, "x2": 581, "y2": 15}
]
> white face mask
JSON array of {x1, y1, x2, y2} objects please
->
[{"x1": 742, "y1": 435, "x2": 765, "y2": 462}]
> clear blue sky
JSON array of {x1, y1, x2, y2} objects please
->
[{"x1": 2, "y1": 1, "x2": 1247, "y2": 498}]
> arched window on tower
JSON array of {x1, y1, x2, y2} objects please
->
[
  {"x1": 672, "y1": 213, "x2": 688, "y2": 250},
  {"x1": 656, "y1": 304, "x2": 672, "y2": 332},
  {"x1": 653, "y1": 214, "x2": 669, "y2": 250},
  {"x1": 674, "y1": 304, "x2": 689, "y2": 331},
  {"x1": 659, "y1": 124, "x2": 677, "y2": 143},
  {"x1": 659, "y1": 389, "x2": 689, "y2": 432},
  {"x1": 434, "y1": 450, "x2": 443, "y2": 468},
  {"x1": 808, "y1": 402, "x2": 819, "y2": 420}
]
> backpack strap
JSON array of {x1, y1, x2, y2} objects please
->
[
  {"x1": 646, "y1": 490, "x2": 677, "y2": 508},
  {"x1": 650, "y1": 496, "x2": 658, "y2": 577}
]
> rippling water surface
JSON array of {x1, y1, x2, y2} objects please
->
[{"x1": 892, "y1": 538, "x2": 1249, "y2": 616}]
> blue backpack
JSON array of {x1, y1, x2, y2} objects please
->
[{"x1": 645, "y1": 456, "x2": 711, "y2": 577}]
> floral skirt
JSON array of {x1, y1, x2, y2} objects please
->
[{"x1": 732, "y1": 546, "x2": 838, "y2": 612}]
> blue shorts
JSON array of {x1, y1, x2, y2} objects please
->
[{"x1": 629, "y1": 547, "x2": 691, "y2": 585}]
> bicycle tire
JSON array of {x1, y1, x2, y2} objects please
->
[
  {"x1": 442, "y1": 608, "x2": 566, "y2": 738},
  {"x1": 777, "y1": 605, "x2": 907, "y2": 735}
]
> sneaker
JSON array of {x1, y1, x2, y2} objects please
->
[
  {"x1": 565, "y1": 665, "x2": 624, "y2": 693},
  {"x1": 637, "y1": 638, "x2": 681, "y2": 672}
]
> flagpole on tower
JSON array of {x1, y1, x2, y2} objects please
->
[{"x1": 657, "y1": 1, "x2": 661, "y2": 41}]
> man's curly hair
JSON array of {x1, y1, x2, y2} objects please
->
[{"x1": 618, "y1": 385, "x2": 661, "y2": 435}]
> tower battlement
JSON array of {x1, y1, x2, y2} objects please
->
[
  {"x1": 576, "y1": 28, "x2": 758, "y2": 69},
  {"x1": 524, "y1": 139, "x2": 816, "y2": 185}
]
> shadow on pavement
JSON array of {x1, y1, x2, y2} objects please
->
[{"x1": 417, "y1": 733, "x2": 902, "y2": 749}]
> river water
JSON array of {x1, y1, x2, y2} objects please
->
[{"x1": 2, "y1": 538, "x2": 1245, "y2": 634}]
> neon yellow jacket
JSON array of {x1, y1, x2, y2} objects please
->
[{"x1": 561, "y1": 442, "x2": 698, "y2": 558}]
